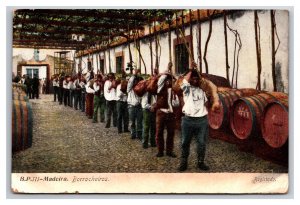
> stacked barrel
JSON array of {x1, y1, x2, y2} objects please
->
[
  {"x1": 12, "y1": 83, "x2": 33, "y2": 153},
  {"x1": 208, "y1": 88, "x2": 288, "y2": 166}
]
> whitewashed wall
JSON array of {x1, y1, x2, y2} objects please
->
[{"x1": 75, "y1": 10, "x2": 289, "y2": 93}]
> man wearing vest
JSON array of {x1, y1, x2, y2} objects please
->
[
  {"x1": 127, "y1": 69, "x2": 143, "y2": 140},
  {"x1": 68, "y1": 78, "x2": 75, "y2": 107},
  {"x1": 178, "y1": 67, "x2": 220, "y2": 172},
  {"x1": 116, "y1": 77, "x2": 129, "y2": 134},
  {"x1": 52, "y1": 76, "x2": 59, "y2": 102},
  {"x1": 58, "y1": 74, "x2": 64, "y2": 105},
  {"x1": 104, "y1": 73, "x2": 117, "y2": 128},
  {"x1": 63, "y1": 76, "x2": 69, "y2": 106},
  {"x1": 92, "y1": 74, "x2": 105, "y2": 123},
  {"x1": 73, "y1": 73, "x2": 81, "y2": 110},
  {"x1": 155, "y1": 71, "x2": 177, "y2": 157},
  {"x1": 141, "y1": 90, "x2": 157, "y2": 149},
  {"x1": 79, "y1": 76, "x2": 86, "y2": 112}
]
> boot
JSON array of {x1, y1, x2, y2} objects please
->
[
  {"x1": 178, "y1": 158, "x2": 188, "y2": 172},
  {"x1": 198, "y1": 162, "x2": 210, "y2": 171}
]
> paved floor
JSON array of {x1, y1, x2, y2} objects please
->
[{"x1": 12, "y1": 94, "x2": 288, "y2": 173}]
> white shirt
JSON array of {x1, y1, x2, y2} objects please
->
[
  {"x1": 116, "y1": 84, "x2": 127, "y2": 102},
  {"x1": 141, "y1": 92, "x2": 157, "y2": 110},
  {"x1": 127, "y1": 76, "x2": 141, "y2": 106},
  {"x1": 52, "y1": 80, "x2": 59, "y2": 87},
  {"x1": 63, "y1": 80, "x2": 68, "y2": 89},
  {"x1": 79, "y1": 81, "x2": 86, "y2": 89},
  {"x1": 181, "y1": 79, "x2": 208, "y2": 117},
  {"x1": 68, "y1": 81, "x2": 75, "y2": 90},
  {"x1": 73, "y1": 79, "x2": 80, "y2": 89},
  {"x1": 85, "y1": 81, "x2": 95, "y2": 94},
  {"x1": 93, "y1": 82, "x2": 103, "y2": 95},
  {"x1": 104, "y1": 80, "x2": 116, "y2": 101}
]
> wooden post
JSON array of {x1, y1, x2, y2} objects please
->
[
  {"x1": 223, "y1": 10, "x2": 230, "y2": 81},
  {"x1": 271, "y1": 10, "x2": 277, "y2": 91},
  {"x1": 254, "y1": 11, "x2": 262, "y2": 90},
  {"x1": 203, "y1": 10, "x2": 213, "y2": 74},
  {"x1": 148, "y1": 22, "x2": 153, "y2": 75},
  {"x1": 197, "y1": 9, "x2": 203, "y2": 73},
  {"x1": 189, "y1": 9, "x2": 194, "y2": 60}
]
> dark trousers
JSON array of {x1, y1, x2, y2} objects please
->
[
  {"x1": 156, "y1": 110, "x2": 175, "y2": 154},
  {"x1": 181, "y1": 115, "x2": 209, "y2": 163},
  {"x1": 69, "y1": 90, "x2": 74, "y2": 107},
  {"x1": 85, "y1": 93, "x2": 94, "y2": 118},
  {"x1": 64, "y1": 89, "x2": 70, "y2": 106},
  {"x1": 53, "y1": 86, "x2": 59, "y2": 102},
  {"x1": 26, "y1": 88, "x2": 33, "y2": 99},
  {"x1": 117, "y1": 101, "x2": 129, "y2": 132},
  {"x1": 106, "y1": 100, "x2": 117, "y2": 128},
  {"x1": 93, "y1": 95, "x2": 106, "y2": 122},
  {"x1": 32, "y1": 88, "x2": 39, "y2": 99},
  {"x1": 81, "y1": 92, "x2": 86, "y2": 112},
  {"x1": 73, "y1": 90, "x2": 81, "y2": 110},
  {"x1": 142, "y1": 109, "x2": 156, "y2": 147},
  {"x1": 128, "y1": 104, "x2": 143, "y2": 139},
  {"x1": 58, "y1": 87, "x2": 64, "y2": 104}
]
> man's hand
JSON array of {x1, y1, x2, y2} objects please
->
[
  {"x1": 211, "y1": 101, "x2": 221, "y2": 112},
  {"x1": 190, "y1": 61, "x2": 198, "y2": 69}
]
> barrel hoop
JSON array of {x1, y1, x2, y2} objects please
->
[
  {"x1": 218, "y1": 93, "x2": 228, "y2": 124},
  {"x1": 221, "y1": 91, "x2": 234, "y2": 105},
  {"x1": 23, "y1": 101, "x2": 28, "y2": 149},
  {"x1": 260, "y1": 92, "x2": 278, "y2": 101},
  {"x1": 26, "y1": 101, "x2": 33, "y2": 147},
  {"x1": 247, "y1": 95, "x2": 264, "y2": 114},
  {"x1": 12, "y1": 101, "x2": 17, "y2": 152},
  {"x1": 240, "y1": 98, "x2": 257, "y2": 136},
  {"x1": 20, "y1": 101, "x2": 25, "y2": 150},
  {"x1": 265, "y1": 101, "x2": 289, "y2": 113},
  {"x1": 224, "y1": 90, "x2": 240, "y2": 105},
  {"x1": 15, "y1": 101, "x2": 22, "y2": 151}
]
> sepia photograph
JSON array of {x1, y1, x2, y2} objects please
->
[{"x1": 10, "y1": 8, "x2": 289, "y2": 194}]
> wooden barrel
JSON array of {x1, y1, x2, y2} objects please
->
[
  {"x1": 201, "y1": 73, "x2": 231, "y2": 88},
  {"x1": 12, "y1": 100, "x2": 33, "y2": 152},
  {"x1": 230, "y1": 92, "x2": 280, "y2": 140},
  {"x1": 133, "y1": 80, "x2": 148, "y2": 97},
  {"x1": 12, "y1": 91, "x2": 28, "y2": 101},
  {"x1": 208, "y1": 88, "x2": 259, "y2": 130},
  {"x1": 261, "y1": 92, "x2": 288, "y2": 148}
]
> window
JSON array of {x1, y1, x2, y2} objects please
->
[
  {"x1": 175, "y1": 43, "x2": 189, "y2": 74},
  {"x1": 26, "y1": 68, "x2": 39, "y2": 78},
  {"x1": 100, "y1": 59, "x2": 104, "y2": 74},
  {"x1": 116, "y1": 56, "x2": 123, "y2": 74}
]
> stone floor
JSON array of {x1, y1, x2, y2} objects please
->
[{"x1": 12, "y1": 94, "x2": 288, "y2": 173}]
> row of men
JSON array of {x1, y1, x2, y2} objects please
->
[
  {"x1": 52, "y1": 65, "x2": 219, "y2": 172},
  {"x1": 17, "y1": 74, "x2": 41, "y2": 99}
]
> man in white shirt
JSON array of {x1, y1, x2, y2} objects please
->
[
  {"x1": 79, "y1": 76, "x2": 86, "y2": 112},
  {"x1": 63, "y1": 77, "x2": 69, "y2": 106},
  {"x1": 92, "y1": 74, "x2": 105, "y2": 123},
  {"x1": 116, "y1": 78, "x2": 129, "y2": 133},
  {"x1": 68, "y1": 78, "x2": 75, "y2": 108},
  {"x1": 155, "y1": 72, "x2": 177, "y2": 158},
  {"x1": 127, "y1": 69, "x2": 143, "y2": 140},
  {"x1": 178, "y1": 69, "x2": 219, "y2": 172},
  {"x1": 104, "y1": 73, "x2": 117, "y2": 128},
  {"x1": 85, "y1": 77, "x2": 95, "y2": 119},
  {"x1": 141, "y1": 90, "x2": 157, "y2": 149},
  {"x1": 73, "y1": 74, "x2": 81, "y2": 110},
  {"x1": 52, "y1": 76, "x2": 59, "y2": 102}
]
